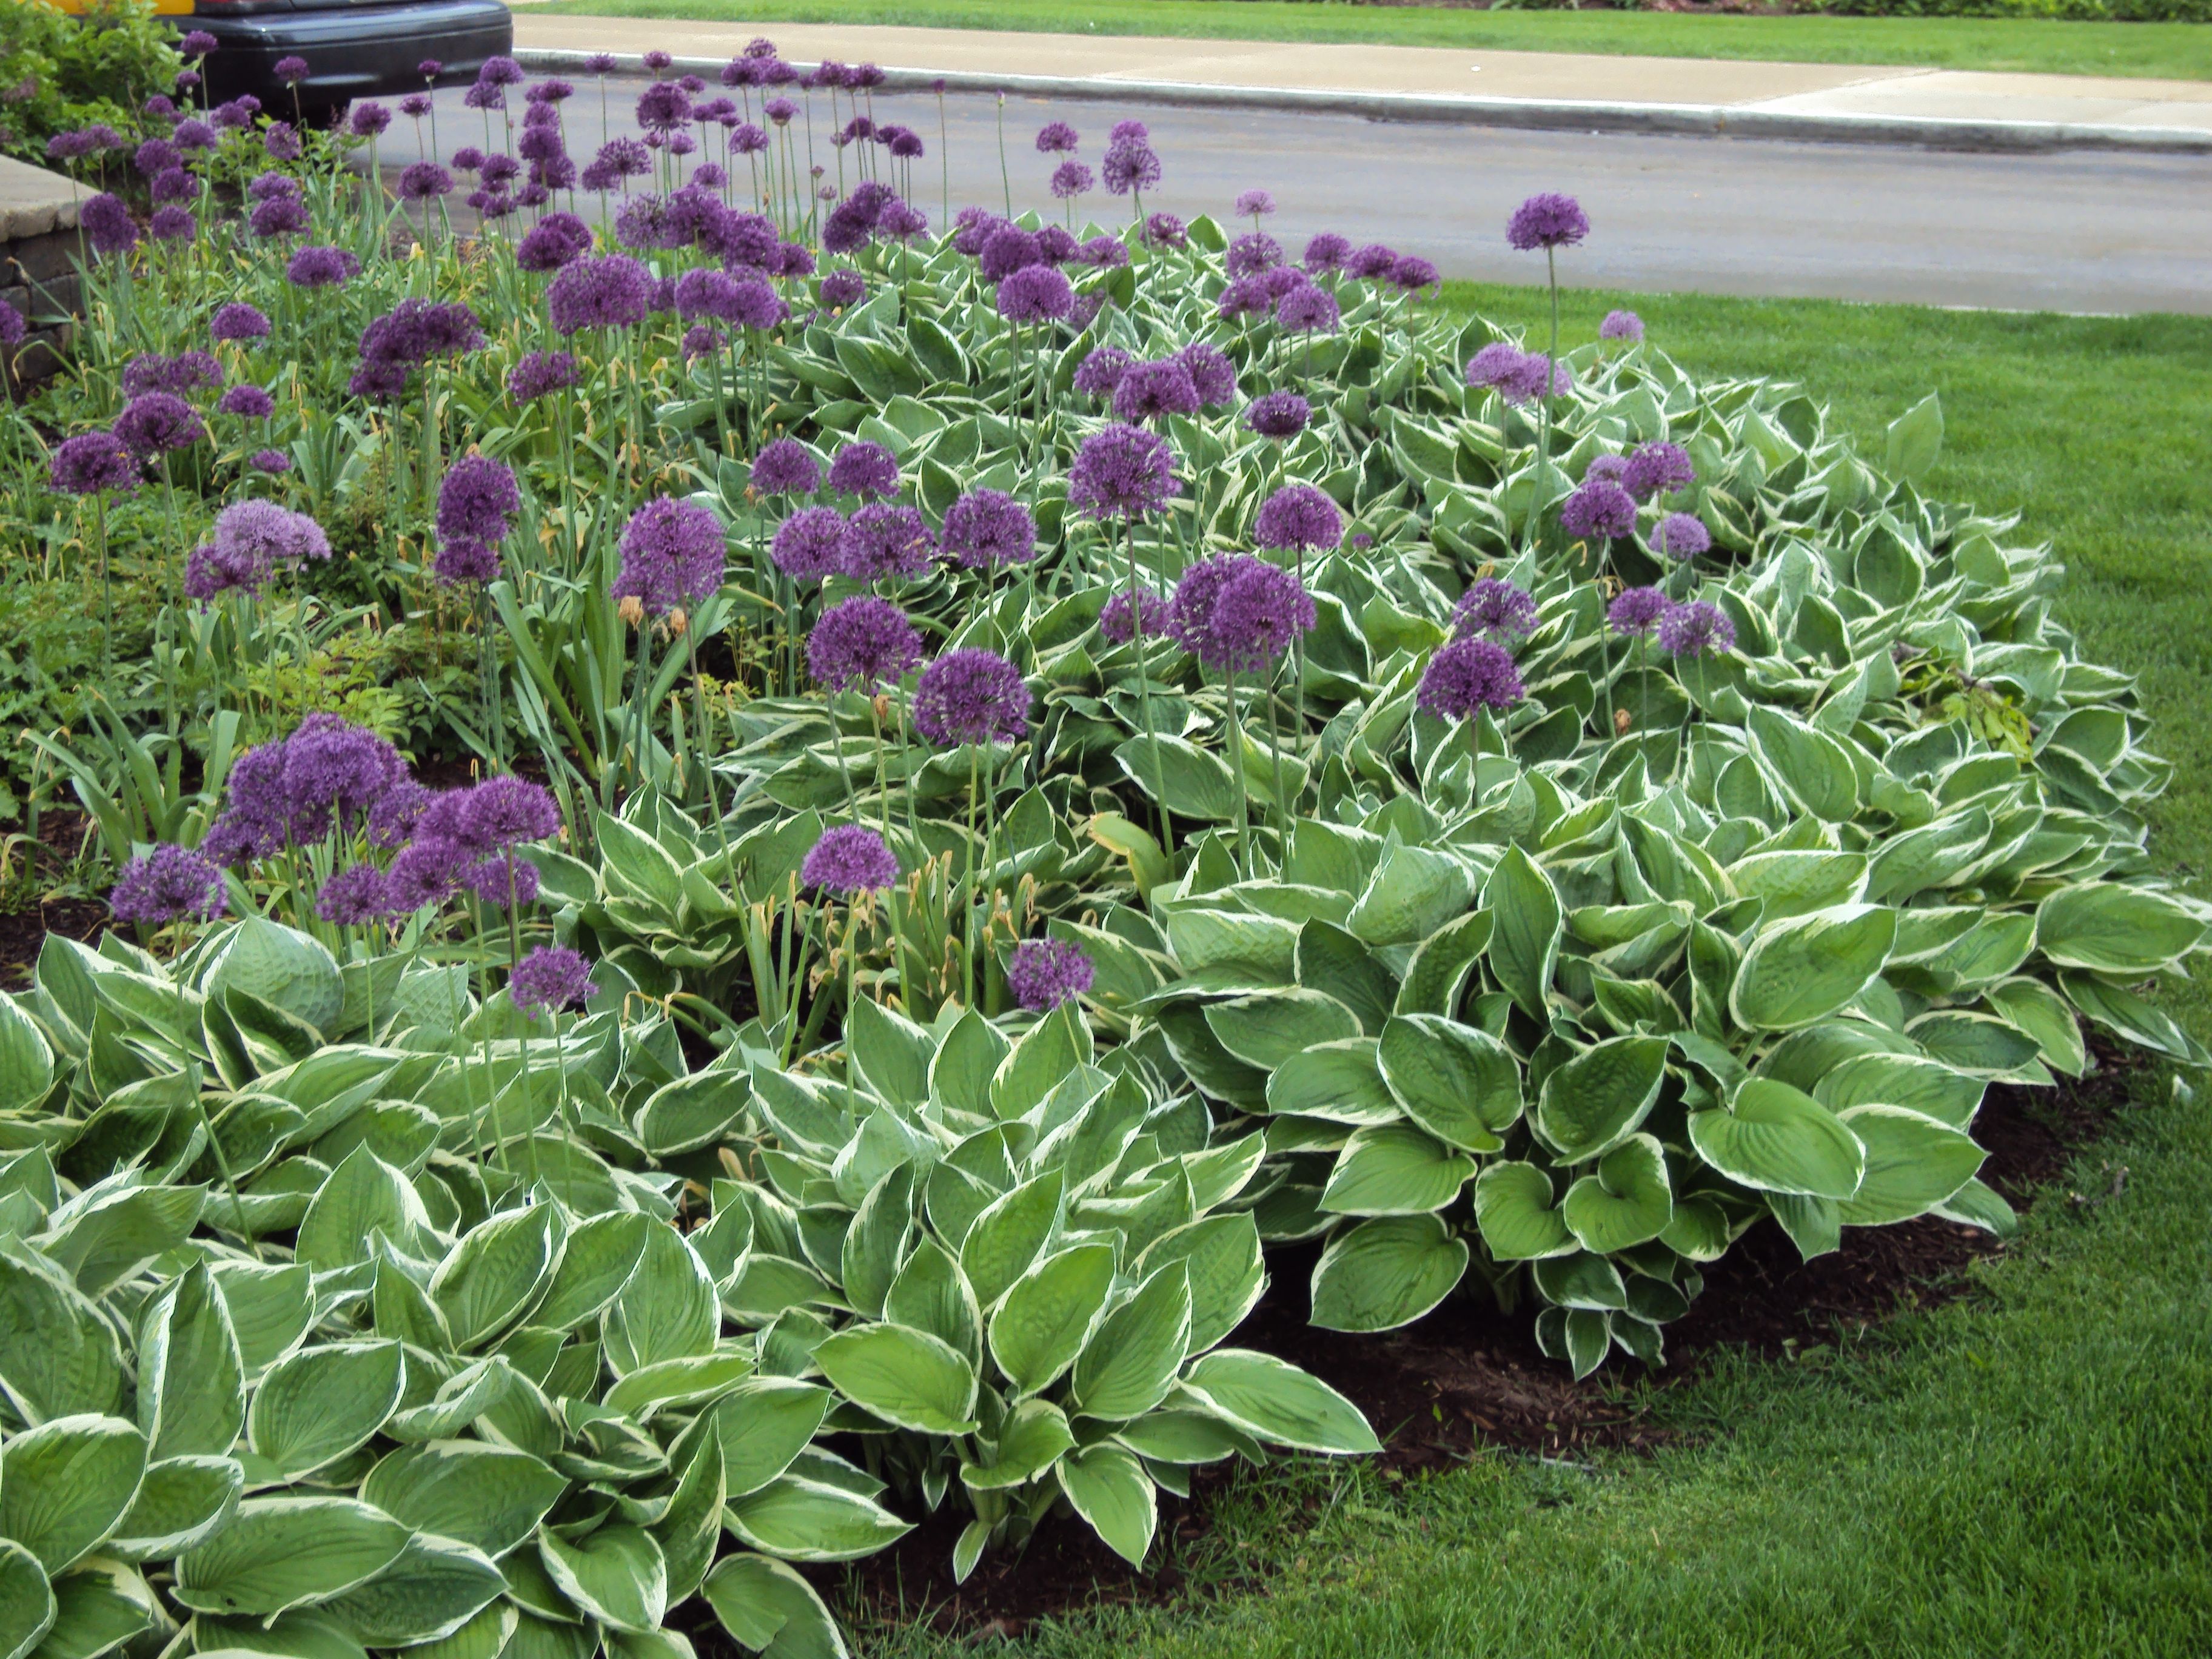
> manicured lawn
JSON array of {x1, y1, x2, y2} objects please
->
[
  {"x1": 529, "y1": 0, "x2": 2212, "y2": 81},
  {"x1": 853, "y1": 287, "x2": 2212, "y2": 1658}
]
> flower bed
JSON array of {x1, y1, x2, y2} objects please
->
[{"x1": 0, "y1": 40, "x2": 2204, "y2": 1659}]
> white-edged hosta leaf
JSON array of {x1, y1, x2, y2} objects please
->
[
  {"x1": 1689, "y1": 1079, "x2": 1866, "y2": 1201},
  {"x1": 359, "y1": 1441, "x2": 566, "y2": 1557},
  {"x1": 1177, "y1": 1350, "x2": 1379, "y2": 1454},
  {"x1": 535, "y1": 1524, "x2": 666, "y2": 1634},
  {"x1": 1309, "y1": 1215, "x2": 1469, "y2": 1333},
  {"x1": 701, "y1": 1553, "x2": 848, "y2": 1659},
  {"x1": 1055, "y1": 1444, "x2": 1156, "y2": 1567},
  {"x1": 810, "y1": 1324, "x2": 978, "y2": 1436},
  {"x1": 0, "y1": 1414, "x2": 146, "y2": 1575},
  {"x1": 723, "y1": 1478, "x2": 911, "y2": 1563},
  {"x1": 173, "y1": 1497, "x2": 411, "y2": 1617}
]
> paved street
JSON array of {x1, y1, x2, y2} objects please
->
[{"x1": 420, "y1": 76, "x2": 2212, "y2": 313}]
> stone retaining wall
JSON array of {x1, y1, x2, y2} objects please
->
[{"x1": 1, "y1": 155, "x2": 83, "y2": 395}]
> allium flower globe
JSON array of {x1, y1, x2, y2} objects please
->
[
  {"x1": 613, "y1": 498, "x2": 727, "y2": 617},
  {"x1": 802, "y1": 825, "x2": 899, "y2": 894},
  {"x1": 1452, "y1": 578, "x2": 1539, "y2": 646},
  {"x1": 1658, "y1": 600, "x2": 1735, "y2": 659},
  {"x1": 1607, "y1": 587, "x2": 1671, "y2": 638},
  {"x1": 1068, "y1": 424, "x2": 1180, "y2": 521},
  {"x1": 110, "y1": 845, "x2": 227, "y2": 926},
  {"x1": 1417, "y1": 638, "x2": 1524, "y2": 722},
  {"x1": 942, "y1": 489, "x2": 1037, "y2": 572},
  {"x1": 912, "y1": 649, "x2": 1031, "y2": 746},
  {"x1": 808, "y1": 597, "x2": 923, "y2": 692},
  {"x1": 1253, "y1": 484, "x2": 1342, "y2": 554},
  {"x1": 511, "y1": 945, "x2": 598, "y2": 1016},
  {"x1": 828, "y1": 440, "x2": 899, "y2": 502},
  {"x1": 1655, "y1": 512, "x2": 1712, "y2": 562},
  {"x1": 1507, "y1": 192, "x2": 1589, "y2": 251},
  {"x1": 1008, "y1": 938, "x2": 1094, "y2": 1013},
  {"x1": 1560, "y1": 479, "x2": 1638, "y2": 540}
]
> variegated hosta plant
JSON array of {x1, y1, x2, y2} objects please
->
[{"x1": 712, "y1": 994, "x2": 1376, "y2": 1578}]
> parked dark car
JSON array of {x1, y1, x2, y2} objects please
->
[{"x1": 186, "y1": 0, "x2": 513, "y2": 126}]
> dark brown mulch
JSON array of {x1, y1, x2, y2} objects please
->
[
  {"x1": 797, "y1": 1056, "x2": 2137, "y2": 1643},
  {"x1": 0, "y1": 807, "x2": 107, "y2": 989}
]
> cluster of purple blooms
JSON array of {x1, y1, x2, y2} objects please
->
[
  {"x1": 351, "y1": 299, "x2": 484, "y2": 401},
  {"x1": 1562, "y1": 444, "x2": 1708, "y2": 555},
  {"x1": 184, "y1": 499, "x2": 330, "y2": 601},
  {"x1": 1466, "y1": 340, "x2": 1573, "y2": 407},
  {"x1": 802, "y1": 825, "x2": 900, "y2": 896},
  {"x1": 612, "y1": 498, "x2": 728, "y2": 618},
  {"x1": 1007, "y1": 937, "x2": 1094, "y2": 1013},
  {"x1": 434, "y1": 454, "x2": 523, "y2": 585},
  {"x1": 109, "y1": 843, "x2": 227, "y2": 928},
  {"x1": 1167, "y1": 554, "x2": 1317, "y2": 677},
  {"x1": 1609, "y1": 589, "x2": 1737, "y2": 659}
]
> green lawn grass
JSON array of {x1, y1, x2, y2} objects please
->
[
  {"x1": 846, "y1": 288, "x2": 2212, "y2": 1657},
  {"x1": 528, "y1": 0, "x2": 2212, "y2": 81}
]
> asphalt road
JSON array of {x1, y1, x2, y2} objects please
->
[{"x1": 412, "y1": 76, "x2": 2212, "y2": 315}]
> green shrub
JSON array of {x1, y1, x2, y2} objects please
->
[{"x1": 0, "y1": 0, "x2": 180, "y2": 168}]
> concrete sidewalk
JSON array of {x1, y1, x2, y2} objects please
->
[{"x1": 511, "y1": 14, "x2": 2212, "y2": 153}]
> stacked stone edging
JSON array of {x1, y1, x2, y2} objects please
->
[{"x1": 1, "y1": 155, "x2": 83, "y2": 394}]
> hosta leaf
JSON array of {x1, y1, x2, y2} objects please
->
[
  {"x1": 106, "y1": 1454, "x2": 241, "y2": 1560},
  {"x1": 962, "y1": 1398, "x2": 1076, "y2": 1492},
  {"x1": 1309, "y1": 1215, "x2": 1469, "y2": 1332},
  {"x1": 1346, "y1": 841, "x2": 1475, "y2": 948},
  {"x1": 1561, "y1": 1134, "x2": 1674, "y2": 1254},
  {"x1": 603, "y1": 1224, "x2": 717, "y2": 1374},
  {"x1": 532, "y1": 1211, "x2": 653, "y2": 1331},
  {"x1": 244, "y1": 1341, "x2": 405, "y2": 1484},
  {"x1": 2034, "y1": 883, "x2": 2204, "y2": 975},
  {"x1": 1071, "y1": 1264, "x2": 1192, "y2": 1421},
  {"x1": 1833, "y1": 1105, "x2": 1985, "y2": 1225},
  {"x1": 723, "y1": 1478, "x2": 911, "y2": 1563},
  {"x1": 536, "y1": 1524, "x2": 665, "y2": 1634},
  {"x1": 1472, "y1": 1161, "x2": 1577, "y2": 1261},
  {"x1": 811, "y1": 1324, "x2": 978, "y2": 1435},
  {"x1": 702, "y1": 1553, "x2": 848, "y2": 1659},
  {"x1": 989, "y1": 1244, "x2": 1116, "y2": 1398},
  {"x1": 1204, "y1": 991, "x2": 1361, "y2": 1071},
  {"x1": 1056, "y1": 1444, "x2": 1156, "y2": 1567},
  {"x1": 1177, "y1": 1350, "x2": 1379, "y2": 1455},
  {"x1": 430, "y1": 1204, "x2": 563, "y2": 1352},
  {"x1": 174, "y1": 1497, "x2": 411, "y2": 1617},
  {"x1": 316, "y1": 1535, "x2": 506, "y2": 1647},
  {"x1": 1134, "y1": 1215, "x2": 1265, "y2": 1352},
  {"x1": 0, "y1": 1239, "x2": 124, "y2": 1424},
  {"x1": 293, "y1": 1145, "x2": 430, "y2": 1275},
  {"x1": 1376, "y1": 1013, "x2": 1521, "y2": 1151},
  {"x1": 1264, "y1": 1037, "x2": 1398, "y2": 1125},
  {"x1": 1318, "y1": 1124, "x2": 1473, "y2": 1217},
  {"x1": 1535, "y1": 1035, "x2": 1670, "y2": 1163},
  {"x1": 1689, "y1": 1079, "x2": 1866, "y2": 1201},
  {"x1": 359, "y1": 1441, "x2": 566, "y2": 1557},
  {"x1": 0, "y1": 1415, "x2": 145, "y2": 1575},
  {"x1": 136, "y1": 1263, "x2": 244, "y2": 1460},
  {"x1": 1484, "y1": 844, "x2": 1561, "y2": 1018},
  {"x1": 1730, "y1": 905, "x2": 1897, "y2": 1031},
  {"x1": 707, "y1": 1380, "x2": 833, "y2": 1498},
  {"x1": 28, "y1": 1557, "x2": 154, "y2": 1659}
]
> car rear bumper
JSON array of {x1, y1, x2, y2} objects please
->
[{"x1": 189, "y1": 1, "x2": 513, "y2": 107}]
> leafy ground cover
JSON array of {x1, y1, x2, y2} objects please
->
[
  {"x1": 1, "y1": 47, "x2": 2207, "y2": 1659},
  {"x1": 529, "y1": 0, "x2": 2212, "y2": 81}
]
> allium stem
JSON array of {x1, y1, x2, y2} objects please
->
[
  {"x1": 1261, "y1": 668, "x2": 1291, "y2": 845},
  {"x1": 1223, "y1": 663, "x2": 1252, "y2": 879},
  {"x1": 1121, "y1": 520, "x2": 1171, "y2": 857},
  {"x1": 1525, "y1": 245, "x2": 1561, "y2": 555},
  {"x1": 963, "y1": 744, "x2": 981, "y2": 1009},
  {"x1": 996, "y1": 95, "x2": 1010, "y2": 218},
  {"x1": 937, "y1": 88, "x2": 948, "y2": 227}
]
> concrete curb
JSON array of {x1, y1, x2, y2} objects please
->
[{"x1": 515, "y1": 47, "x2": 2212, "y2": 156}]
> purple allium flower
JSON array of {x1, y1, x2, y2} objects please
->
[
  {"x1": 773, "y1": 506, "x2": 849, "y2": 583},
  {"x1": 1623, "y1": 441, "x2": 1695, "y2": 503},
  {"x1": 751, "y1": 438, "x2": 819, "y2": 498},
  {"x1": 211, "y1": 302, "x2": 272, "y2": 343},
  {"x1": 1452, "y1": 578, "x2": 1539, "y2": 646},
  {"x1": 263, "y1": 122, "x2": 302, "y2": 163},
  {"x1": 1101, "y1": 138, "x2": 1161, "y2": 196},
  {"x1": 150, "y1": 167, "x2": 197, "y2": 204},
  {"x1": 636, "y1": 79, "x2": 692, "y2": 131},
  {"x1": 1417, "y1": 638, "x2": 1524, "y2": 722},
  {"x1": 149, "y1": 206, "x2": 196, "y2": 242},
  {"x1": 1036, "y1": 120, "x2": 1079, "y2": 153},
  {"x1": 674, "y1": 267, "x2": 739, "y2": 321},
  {"x1": 1218, "y1": 276, "x2": 1270, "y2": 322},
  {"x1": 828, "y1": 440, "x2": 899, "y2": 502},
  {"x1": 546, "y1": 254, "x2": 654, "y2": 333},
  {"x1": 435, "y1": 455, "x2": 521, "y2": 581},
  {"x1": 218, "y1": 384, "x2": 275, "y2": 419},
  {"x1": 1276, "y1": 286, "x2": 1340, "y2": 334},
  {"x1": 1113, "y1": 358, "x2": 1199, "y2": 426},
  {"x1": 1586, "y1": 456, "x2": 1631, "y2": 489},
  {"x1": 1607, "y1": 587, "x2": 1671, "y2": 638},
  {"x1": 517, "y1": 212, "x2": 593, "y2": 272},
  {"x1": 511, "y1": 945, "x2": 598, "y2": 1017},
  {"x1": 366, "y1": 780, "x2": 430, "y2": 851},
  {"x1": 349, "y1": 102, "x2": 393, "y2": 138},
  {"x1": 1035, "y1": 224, "x2": 1079, "y2": 264},
  {"x1": 1658, "y1": 599, "x2": 1735, "y2": 659},
  {"x1": 286, "y1": 245, "x2": 361, "y2": 287},
  {"x1": 133, "y1": 138, "x2": 180, "y2": 177},
  {"x1": 125, "y1": 350, "x2": 222, "y2": 398},
  {"x1": 249, "y1": 193, "x2": 310, "y2": 238},
  {"x1": 181, "y1": 29, "x2": 217, "y2": 56},
  {"x1": 1079, "y1": 235, "x2": 1130, "y2": 269},
  {"x1": 110, "y1": 844, "x2": 226, "y2": 926},
  {"x1": 508, "y1": 350, "x2": 580, "y2": 403},
  {"x1": 212, "y1": 96, "x2": 259, "y2": 130},
  {"x1": 842, "y1": 503, "x2": 935, "y2": 582},
  {"x1": 801, "y1": 825, "x2": 898, "y2": 895},
  {"x1": 1244, "y1": 390, "x2": 1312, "y2": 441},
  {"x1": 1253, "y1": 483, "x2": 1341, "y2": 554},
  {"x1": 808, "y1": 596, "x2": 923, "y2": 692},
  {"x1": 399, "y1": 94, "x2": 432, "y2": 119},
  {"x1": 1346, "y1": 243, "x2": 1398, "y2": 281},
  {"x1": 1100, "y1": 587, "x2": 1172, "y2": 646},
  {"x1": 1202, "y1": 558, "x2": 1315, "y2": 675},
  {"x1": 1654, "y1": 512, "x2": 1711, "y2": 562},
  {"x1": 250, "y1": 449, "x2": 290, "y2": 474},
  {"x1": 1008, "y1": 937, "x2": 1094, "y2": 1013},
  {"x1": 281, "y1": 714, "x2": 409, "y2": 835},
  {"x1": 418, "y1": 775, "x2": 561, "y2": 856},
  {"x1": 184, "y1": 538, "x2": 260, "y2": 601},
  {"x1": 113, "y1": 394, "x2": 204, "y2": 458},
  {"x1": 1561, "y1": 479, "x2": 1638, "y2": 540},
  {"x1": 1110, "y1": 119, "x2": 1149, "y2": 143},
  {"x1": 380, "y1": 836, "x2": 469, "y2": 910},
  {"x1": 49, "y1": 432, "x2": 139, "y2": 496},
  {"x1": 979, "y1": 224, "x2": 1042, "y2": 282},
  {"x1": 913, "y1": 649, "x2": 1031, "y2": 746},
  {"x1": 174, "y1": 117, "x2": 216, "y2": 150},
  {"x1": 1143, "y1": 212, "x2": 1187, "y2": 250},
  {"x1": 398, "y1": 161, "x2": 453, "y2": 200},
  {"x1": 1068, "y1": 423, "x2": 1180, "y2": 521},
  {"x1": 274, "y1": 55, "x2": 309, "y2": 82},
  {"x1": 1074, "y1": 346, "x2": 1133, "y2": 400},
  {"x1": 1507, "y1": 192, "x2": 1589, "y2": 252},
  {"x1": 81, "y1": 194, "x2": 138, "y2": 258},
  {"x1": 1600, "y1": 309, "x2": 1644, "y2": 343},
  {"x1": 614, "y1": 498, "x2": 727, "y2": 617},
  {"x1": 316, "y1": 863, "x2": 393, "y2": 925},
  {"x1": 1388, "y1": 254, "x2": 1440, "y2": 296},
  {"x1": 681, "y1": 321, "x2": 723, "y2": 360},
  {"x1": 765, "y1": 97, "x2": 796, "y2": 126},
  {"x1": 1303, "y1": 232, "x2": 1352, "y2": 272},
  {"x1": 1050, "y1": 159, "x2": 1094, "y2": 200},
  {"x1": 819, "y1": 269, "x2": 865, "y2": 309},
  {"x1": 480, "y1": 54, "x2": 524, "y2": 87},
  {"x1": 942, "y1": 488, "x2": 1037, "y2": 572},
  {"x1": 1235, "y1": 188, "x2": 1276, "y2": 219},
  {"x1": 185, "y1": 501, "x2": 326, "y2": 603},
  {"x1": 465, "y1": 851, "x2": 541, "y2": 910},
  {"x1": 997, "y1": 264, "x2": 1074, "y2": 325},
  {"x1": 1178, "y1": 342, "x2": 1236, "y2": 407},
  {"x1": 1226, "y1": 232, "x2": 1282, "y2": 279}
]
